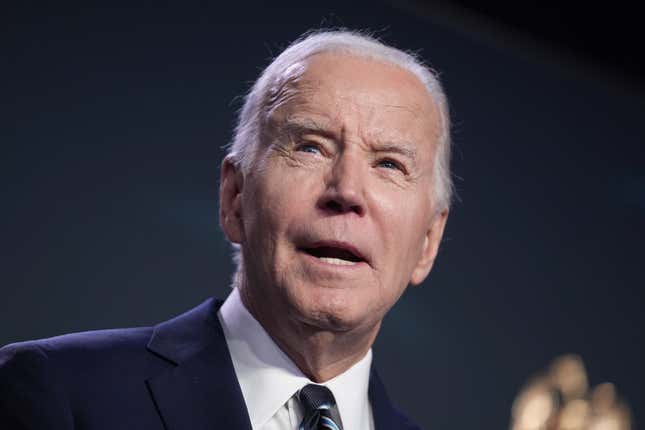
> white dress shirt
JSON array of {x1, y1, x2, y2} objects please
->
[{"x1": 217, "y1": 287, "x2": 375, "y2": 430}]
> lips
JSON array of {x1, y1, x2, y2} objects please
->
[{"x1": 299, "y1": 241, "x2": 369, "y2": 266}]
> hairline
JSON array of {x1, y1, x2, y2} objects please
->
[{"x1": 229, "y1": 30, "x2": 452, "y2": 210}]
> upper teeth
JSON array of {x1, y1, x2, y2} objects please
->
[{"x1": 318, "y1": 257, "x2": 357, "y2": 266}]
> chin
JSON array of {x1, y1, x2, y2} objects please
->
[{"x1": 290, "y1": 288, "x2": 377, "y2": 333}]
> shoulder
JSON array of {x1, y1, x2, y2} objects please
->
[
  {"x1": 0, "y1": 299, "x2": 225, "y2": 428},
  {"x1": 0, "y1": 297, "x2": 224, "y2": 382},
  {"x1": 0, "y1": 326, "x2": 158, "y2": 391},
  {"x1": 1, "y1": 326, "x2": 154, "y2": 376},
  {"x1": 0, "y1": 327, "x2": 155, "y2": 428}
]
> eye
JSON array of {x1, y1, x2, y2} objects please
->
[
  {"x1": 377, "y1": 158, "x2": 405, "y2": 172},
  {"x1": 296, "y1": 142, "x2": 322, "y2": 154}
]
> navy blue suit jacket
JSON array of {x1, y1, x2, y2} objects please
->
[{"x1": 0, "y1": 298, "x2": 421, "y2": 429}]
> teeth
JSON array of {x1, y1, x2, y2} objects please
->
[{"x1": 318, "y1": 257, "x2": 357, "y2": 266}]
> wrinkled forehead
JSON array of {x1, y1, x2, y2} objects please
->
[{"x1": 264, "y1": 52, "x2": 441, "y2": 154}]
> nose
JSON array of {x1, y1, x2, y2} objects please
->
[{"x1": 317, "y1": 152, "x2": 366, "y2": 216}]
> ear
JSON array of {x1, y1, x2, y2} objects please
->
[
  {"x1": 219, "y1": 155, "x2": 244, "y2": 244},
  {"x1": 409, "y1": 208, "x2": 449, "y2": 286}
]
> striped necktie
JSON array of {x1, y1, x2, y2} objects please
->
[{"x1": 298, "y1": 384, "x2": 344, "y2": 430}]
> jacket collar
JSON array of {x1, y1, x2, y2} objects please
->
[
  {"x1": 144, "y1": 297, "x2": 413, "y2": 430},
  {"x1": 145, "y1": 298, "x2": 252, "y2": 430},
  {"x1": 369, "y1": 367, "x2": 417, "y2": 430}
]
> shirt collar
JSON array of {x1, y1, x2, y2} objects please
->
[{"x1": 218, "y1": 287, "x2": 373, "y2": 430}]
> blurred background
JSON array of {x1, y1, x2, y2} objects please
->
[{"x1": 2, "y1": 1, "x2": 643, "y2": 428}]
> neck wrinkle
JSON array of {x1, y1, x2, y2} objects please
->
[{"x1": 237, "y1": 281, "x2": 379, "y2": 383}]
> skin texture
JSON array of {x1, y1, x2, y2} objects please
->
[{"x1": 220, "y1": 52, "x2": 449, "y2": 382}]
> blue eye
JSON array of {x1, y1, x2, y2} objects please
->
[
  {"x1": 378, "y1": 159, "x2": 401, "y2": 170},
  {"x1": 297, "y1": 143, "x2": 321, "y2": 154}
]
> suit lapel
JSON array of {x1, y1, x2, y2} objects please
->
[
  {"x1": 369, "y1": 367, "x2": 413, "y2": 430},
  {"x1": 144, "y1": 298, "x2": 412, "y2": 430},
  {"x1": 145, "y1": 298, "x2": 252, "y2": 430}
]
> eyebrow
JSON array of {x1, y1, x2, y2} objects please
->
[
  {"x1": 281, "y1": 116, "x2": 335, "y2": 138},
  {"x1": 371, "y1": 142, "x2": 418, "y2": 163},
  {"x1": 280, "y1": 116, "x2": 418, "y2": 163}
]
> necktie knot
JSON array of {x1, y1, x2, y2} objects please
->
[
  {"x1": 299, "y1": 384, "x2": 336, "y2": 413},
  {"x1": 298, "y1": 384, "x2": 343, "y2": 430}
]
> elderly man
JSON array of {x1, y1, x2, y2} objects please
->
[{"x1": 0, "y1": 30, "x2": 451, "y2": 430}]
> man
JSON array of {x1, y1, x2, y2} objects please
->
[{"x1": 0, "y1": 30, "x2": 451, "y2": 429}]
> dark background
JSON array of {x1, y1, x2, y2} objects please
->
[{"x1": 2, "y1": 1, "x2": 643, "y2": 428}]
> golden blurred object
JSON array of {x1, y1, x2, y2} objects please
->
[
  {"x1": 549, "y1": 355, "x2": 588, "y2": 401},
  {"x1": 511, "y1": 379, "x2": 557, "y2": 430},
  {"x1": 558, "y1": 399, "x2": 590, "y2": 429},
  {"x1": 510, "y1": 355, "x2": 632, "y2": 430},
  {"x1": 590, "y1": 383, "x2": 617, "y2": 414},
  {"x1": 587, "y1": 404, "x2": 631, "y2": 430}
]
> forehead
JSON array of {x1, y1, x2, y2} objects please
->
[{"x1": 270, "y1": 52, "x2": 441, "y2": 155}]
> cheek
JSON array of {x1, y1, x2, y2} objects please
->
[
  {"x1": 264, "y1": 186, "x2": 312, "y2": 228},
  {"x1": 377, "y1": 190, "x2": 430, "y2": 264},
  {"x1": 244, "y1": 165, "x2": 318, "y2": 243}
]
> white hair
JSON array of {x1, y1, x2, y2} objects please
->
[
  {"x1": 225, "y1": 30, "x2": 453, "y2": 281},
  {"x1": 228, "y1": 29, "x2": 452, "y2": 209}
]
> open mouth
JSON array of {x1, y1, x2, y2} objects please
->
[{"x1": 301, "y1": 245, "x2": 366, "y2": 266}]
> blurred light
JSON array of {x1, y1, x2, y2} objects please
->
[
  {"x1": 590, "y1": 383, "x2": 616, "y2": 413},
  {"x1": 512, "y1": 379, "x2": 556, "y2": 430},
  {"x1": 559, "y1": 399, "x2": 590, "y2": 429},
  {"x1": 510, "y1": 354, "x2": 631, "y2": 430},
  {"x1": 549, "y1": 354, "x2": 588, "y2": 400}
]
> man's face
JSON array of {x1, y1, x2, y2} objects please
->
[{"x1": 221, "y1": 52, "x2": 448, "y2": 335}]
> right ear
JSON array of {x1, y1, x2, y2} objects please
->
[{"x1": 219, "y1": 155, "x2": 244, "y2": 244}]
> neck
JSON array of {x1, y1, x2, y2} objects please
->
[
  {"x1": 272, "y1": 320, "x2": 379, "y2": 382},
  {"x1": 238, "y1": 284, "x2": 379, "y2": 382}
]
